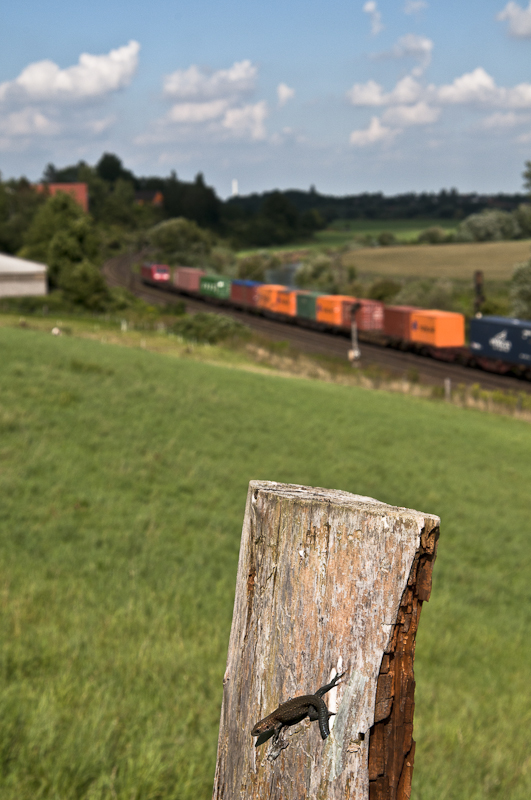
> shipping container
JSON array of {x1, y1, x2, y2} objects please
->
[
  {"x1": 276, "y1": 288, "x2": 306, "y2": 317},
  {"x1": 256, "y1": 284, "x2": 286, "y2": 312},
  {"x1": 384, "y1": 305, "x2": 419, "y2": 340},
  {"x1": 230, "y1": 279, "x2": 261, "y2": 308},
  {"x1": 199, "y1": 275, "x2": 232, "y2": 300},
  {"x1": 469, "y1": 315, "x2": 531, "y2": 366},
  {"x1": 316, "y1": 295, "x2": 384, "y2": 330},
  {"x1": 174, "y1": 266, "x2": 205, "y2": 293},
  {"x1": 141, "y1": 263, "x2": 171, "y2": 285},
  {"x1": 410, "y1": 310, "x2": 465, "y2": 348},
  {"x1": 297, "y1": 291, "x2": 322, "y2": 321}
]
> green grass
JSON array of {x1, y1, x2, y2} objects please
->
[
  {"x1": 324, "y1": 217, "x2": 458, "y2": 243},
  {"x1": 1, "y1": 326, "x2": 530, "y2": 799}
]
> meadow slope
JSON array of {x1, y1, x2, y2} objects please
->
[{"x1": 0, "y1": 327, "x2": 530, "y2": 800}]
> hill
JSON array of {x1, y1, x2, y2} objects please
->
[{"x1": 0, "y1": 326, "x2": 530, "y2": 799}]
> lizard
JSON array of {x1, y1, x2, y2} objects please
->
[{"x1": 251, "y1": 671, "x2": 345, "y2": 747}]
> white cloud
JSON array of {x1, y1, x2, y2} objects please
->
[
  {"x1": 348, "y1": 75, "x2": 423, "y2": 106},
  {"x1": 163, "y1": 60, "x2": 256, "y2": 100},
  {"x1": 363, "y1": 1, "x2": 383, "y2": 35},
  {"x1": 277, "y1": 83, "x2": 295, "y2": 106},
  {"x1": 347, "y1": 79, "x2": 386, "y2": 106},
  {"x1": 375, "y1": 33, "x2": 433, "y2": 76},
  {"x1": 497, "y1": 2, "x2": 531, "y2": 38},
  {"x1": 140, "y1": 60, "x2": 269, "y2": 144},
  {"x1": 168, "y1": 99, "x2": 230, "y2": 123},
  {"x1": 436, "y1": 67, "x2": 531, "y2": 107},
  {"x1": 480, "y1": 111, "x2": 524, "y2": 128},
  {"x1": 349, "y1": 116, "x2": 397, "y2": 146},
  {"x1": 222, "y1": 101, "x2": 268, "y2": 140},
  {"x1": 382, "y1": 101, "x2": 440, "y2": 126},
  {"x1": 0, "y1": 108, "x2": 59, "y2": 136},
  {"x1": 0, "y1": 41, "x2": 139, "y2": 104},
  {"x1": 390, "y1": 75, "x2": 424, "y2": 104},
  {"x1": 404, "y1": 0, "x2": 428, "y2": 13}
]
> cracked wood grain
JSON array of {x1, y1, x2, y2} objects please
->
[{"x1": 212, "y1": 482, "x2": 439, "y2": 800}]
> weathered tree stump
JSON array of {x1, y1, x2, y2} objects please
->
[{"x1": 212, "y1": 481, "x2": 439, "y2": 800}]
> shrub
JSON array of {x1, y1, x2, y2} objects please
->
[
  {"x1": 377, "y1": 231, "x2": 397, "y2": 246},
  {"x1": 170, "y1": 312, "x2": 250, "y2": 344},
  {"x1": 296, "y1": 252, "x2": 357, "y2": 294},
  {"x1": 417, "y1": 226, "x2": 448, "y2": 244},
  {"x1": 510, "y1": 258, "x2": 531, "y2": 320},
  {"x1": 455, "y1": 209, "x2": 521, "y2": 242}
]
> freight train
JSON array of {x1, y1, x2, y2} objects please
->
[{"x1": 141, "y1": 263, "x2": 531, "y2": 381}]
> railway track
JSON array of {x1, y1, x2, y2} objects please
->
[{"x1": 104, "y1": 254, "x2": 531, "y2": 395}]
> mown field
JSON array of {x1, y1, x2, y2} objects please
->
[
  {"x1": 344, "y1": 238, "x2": 531, "y2": 280},
  {"x1": 1, "y1": 325, "x2": 530, "y2": 799}
]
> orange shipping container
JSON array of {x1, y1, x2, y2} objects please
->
[
  {"x1": 256, "y1": 285, "x2": 286, "y2": 312},
  {"x1": 409, "y1": 310, "x2": 465, "y2": 348}
]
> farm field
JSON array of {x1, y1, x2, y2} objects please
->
[
  {"x1": 238, "y1": 219, "x2": 458, "y2": 255},
  {"x1": 1, "y1": 326, "x2": 530, "y2": 799},
  {"x1": 343, "y1": 238, "x2": 531, "y2": 280}
]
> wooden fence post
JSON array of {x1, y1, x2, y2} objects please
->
[{"x1": 212, "y1": 481, "x2": 440, "y2": 800}]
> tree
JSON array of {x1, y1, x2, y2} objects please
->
[
  {"x1": 96, "y1": 153, "x2": 136, "y2": 185},
  {"x1": 510, "y1": 258, "x2": 531, "y2": 320},
  {"x1": 523, "y1": 160, "x2": 531, "y2": 195},
  {"x1": 0, "y1": 177, "x2": 45, "y2": 254},
  {"x1": 148, "y1": 217, "x2": 212, "y2": 265},
  {"x1": 19, "y1": 192, "x2": 87, "y2": 264}
]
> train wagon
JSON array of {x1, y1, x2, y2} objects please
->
[
  {"x1": 256, "y1": 284, "x2": 286, "y2": 313},
  {"x1": 470, "y1": 315, "x2": 531, "y2": 369},
  {"x1": 174, "y1": 267, "x2": 205, "y2": 292},
  {"x1": 316, "y1": 295, "x2": 384, "y2": 331},
  {"x1": 410, "y1": 310, "x2": 465, "y2": 348},
  {"x1": 276, "y1": 288, "x2": 307, "y2": 318},
  {"x1": 384, "y1": 305, "x2": 418, "y2": 340},
  {"x1": 230, "y1": 279, "x2": 262, "y2": 309},
  {"x1": 199, "y1": 275, "x2": 232, "y2": 300},
  {"x1": 297, "y1": 291, "x2": 323, "y2": 321},
  {"x1": 141, "y1": 263, "x2": 171, "y2": 286}
]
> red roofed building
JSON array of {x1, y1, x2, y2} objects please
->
[{"x1": 36, "y1": 183, "x2": 89, "y2": 213}]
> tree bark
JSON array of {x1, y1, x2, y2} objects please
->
[{"x1": 212, "y1": 481, "x2": 439, "y2": 800}]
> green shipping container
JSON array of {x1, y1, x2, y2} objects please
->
[
  {"x1": 297, "y1": 291, "x2": 322, "y2": 320},
  {"x1": 199, "y1": 275, "x2": 232, "y2": 300}
]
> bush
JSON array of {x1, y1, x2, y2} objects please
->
[
  {"x1": 367, "y1": 279, "x2": 402, "y2": 303},
  {"x1": 455, "y1": 209, "x2": 521, "y2": 242},
  {"x1": 393, "y1": 279, "x2": 455, "y2": 311},
  {"x1": 510, "y1": 259, "x2": 531, "y2": 320},
  {"x1": 417, "y1": 226, "x2": 448, "y2": 244},
  {"x1": 377, "y1": 231, "x2": 397, "y2": 246},
  {"x1": 295, "y1": 252, "x2": 357, "y2": 294},
  {"x1": 236, "y1": 252, "x2": 280, "y2": 282},
  {"x1": 170, "y1": 312, "x2": 251, "y2": 344}
]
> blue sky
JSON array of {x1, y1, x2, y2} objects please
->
[{"x1": 1, "y1": 0, "x2": 531, "y2": 197}]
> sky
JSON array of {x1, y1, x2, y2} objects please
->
[{"x1": 1, "y1": 0, "x2": 531, "y2": 197}]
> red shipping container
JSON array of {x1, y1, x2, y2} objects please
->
[
  {"x1": 384, "y1": 305, "x2": 418, "y2": 340},
  {"x1": 230, "y1": 280, "x2": 261, "y2": 308},
  {"x1": 174, "y1": 267, "x2": 206, "y2": 292},
  {"x1": 316, "y1": 295, "x2": 384, "y2": 330}
]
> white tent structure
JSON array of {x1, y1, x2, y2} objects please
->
[{"x1": 0, "y1": 253, "x2": 47, "y2": 297}]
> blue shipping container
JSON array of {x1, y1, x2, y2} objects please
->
[{"x1": 469, "y1": 315, "x2": 531, "y2": 366}]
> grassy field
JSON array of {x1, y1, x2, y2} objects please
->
[
  {"x1": 323, "y1": 218, "x2": 458, "y2": 243},
  {"x1": 343, "y1": 238, "x2": 531, "y2": 280},
  {"x1": 1, "y1": 325, "x2": 531, "y2": 799}
]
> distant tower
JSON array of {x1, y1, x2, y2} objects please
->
[{"x1": 231, "y1": 179, "x2": 239, "y2": 197}]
